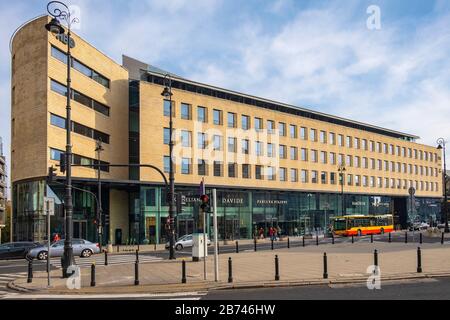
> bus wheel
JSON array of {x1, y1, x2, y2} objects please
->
[
  {"x1": 357, "y1": 230, "x2": 362, "y2": 237},
  {"x1": 380, "y1": 228, "x2": 385, "y2": 235}
]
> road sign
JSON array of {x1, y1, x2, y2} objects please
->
[{"x1": 43, "y1": 197, "x2": 55, "y2": 216}]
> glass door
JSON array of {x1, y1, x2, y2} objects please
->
[{"x1": 73, "y1": 220, "x2": 88, "y2": 239}]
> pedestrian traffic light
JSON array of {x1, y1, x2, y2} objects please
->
[
  {"x1": 200, "y1": 194, "x2": 210, "y2": 212},
  {"x1": 59, "y1": 154, "x2": 66, "y2": 174},
  {"x1": 47, "y1": 166, "x2": 57, "y2": 183}
]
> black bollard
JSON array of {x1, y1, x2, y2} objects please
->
[
  {"x1": 371, "y1": 234, "x2": 373, "y2": 243},
  {"x1": 254, "y1": 237, "x2": 257, "y2": 252},
  {"x1": 136, "y1": 249, "x2": 139, "y2": 263},
  {"x1": 228, "y1": 257, "x2": 233, "y2": 283},
  {"x1": 374, "y1": 249, "x2": 378, "y2": 267},
  {"x1": 420, "y1": 233, "x2": 423, "y2": 244},
  {"x1": 287, "y1": 237, "x2": 290, "y2": 249},
  {"x1": 236, "y1": 241, "x2": 239, "y2": 254},
  {"x1": 316, "y1": 234, "x2": 319, "y2": 246},
  {"x1": 417, "y1": 247, "x2": 422, "y2": 273},
  {"x1": 181, "y1": 260, "x2": 187, "y2": 284},
  {"x1": 405, "y1": 232, "x2": 408, "y2": 244},
  {"x1": 323, "y1": 253, "x2": 328, "y2": 279},
  {"x1": 117, "y1": 245, "x2": 120, "y2": 253},
  {"x1": 27, "y1": 260, "x2": 33, "y2": 283},
  {"x1": 352, "y1": 235, "x2": 354, "y2": 244},
  {"x1": 302, "y1": 236, "x2": 305, "y2": 247},
  {"x1": 332, "y1": 234, "x2": 335, "y2": 245},
  {"x1": 271, "y1": 239, "x2": 274, "y2": 250},
  {"x1": 388, "y1": 232, "x2": 391, "y2": 243},
  {"x1": 441, "y1": 232, "x2": 445, "y2": 245},
  {"x1": 104, "y1": 251, "x2": 108, "y2": 266},
  {"x1": 90, "y1": 263, "x2": 96, "y2": 287},
  {"x1": 275, "y1": 255, "x2": 280, "y2": 281},
  {"x1": 134, "y1": 261, "x2": 139, "y2": 286}
]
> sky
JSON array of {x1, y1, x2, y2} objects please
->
[{"x1": 1, "y1": 0, "x2": 450, "y2": 197}]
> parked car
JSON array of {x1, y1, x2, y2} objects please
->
[
  {"x1": 0, "y1": 242, "x2": 42, "y2": 261},
  {"x1": 27, "y1": 239, "x2": 100, "y2": 260},
  {"x1": 165, "y1": 234, "x2": 211, "y2": 251},
  {"x1": 409, "y1": 222, "x2": 430, "y2": 231}
]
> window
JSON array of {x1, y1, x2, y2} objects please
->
[
  {"x1": 242, "y1": 139, "x2": 250, "y2": 154},
  {"x1": 329, "y1": 152, "x2": 336, "y2": 165},
  {"x1": 181, "y1": 130, "x2": 192, "y2": 147},
  {"x1": 228, "y1": 163, "x2": 237, "y2": 178},
  {"x1": 377, "y1": 142, "x2": 381, "y2": 153},
  {"x1": 354, "y1": 156, "x2": 360, "y2": 168},
  {"x1": 384, "y1": 143, "x2": 388, "y2": 154},
  {"x1": 228, "y1": 137, "x2": 237, "y2": 153},
  {"x1": 346, "y1": 136, "x2": 352, "y2": 148},
  {"x1": 311, "y1": 150, "x2": 318, "y2": 163},
  {"x1": 214, "y1": 161, "x2": 223, "y2": 177},
  {"x1": 213, "y1": 135, "x2": 223, "y2": 151},
  {"x1": 254, "y1": 117, "x2": 263, "y2": 131},
  {"x1": 163, "y1": 156, "x2": 170, "y2": 173},
  {"x1": 378, "y1": 160, "x2": 382, "y2": 171},
  {"x1": 362, "y1": 139, "x2": 367, "y2": 150},
  {"x1": 389, "y1": 144, "x2": 394, "y2": 155},
  {"x1": 50, "y1": 114, "x2": 66, "y2": 129},
  {"x1": 181, "y1": 158, "x2": 191, "y2": 174},
  {"x1": 320, "y1": 151, "x2": 327, "y2": 164},
  {"x1": 213, "y1": 109, "x2": 222, "y2": 125},
  {"x1": 198, "y1": 132, "x2": 207, "y2": 149},
  {"x1": 301, "y1": 170, "x2": 308, "y2": 183},
  {"x1": 370, "y1": 141, "x2": 375, "y2": 152},
  {"x1": 300, "y1": 127, "x2": 307, "y2": 140},
  {"x1": 227, "y1": 112, "x2": 237, "y2": 128},
  {"x1": 267, "y1": 143, "x2": 275, "y2": 157},
  {"x1": 241, "y1": 115, "x2": 250, "y2": 130},
  {"x1": 301, "y1": 148, "x2": 308, "y2": 161},
  {"x1": 50, "y1": 148, "x2": 64, "y2": 161},
  {"x1": 73, "y1": 59, "x2": 92, "y2": 77},
  {"x1": 338, "y1": 135, "x2": 344, "y2": 146},
  {"x1": 347, "y1": 174, "x2": 353, "y2": 186},
  {"x1": 362, "y1": 157, "x2": 368, "y2": 169},
  {"x1": 377, "y1": 177, "x2": 382, "y2": 188},
  {"x1": 267, "y1": 167, "x2": 276, "y2": 181},
  {"x1": 256, "y1": 141, "x2": 263, "y2": 156},
  {"x1": 346, "y1": 155, "x2": 352, "y2": 167},
  {"x1": 338, "y1": 154, "x2": 344, "y2": 165},
  {"x1": 330, "y1": 172, "x2": 336, "y2": 185},
  {"x1": 402, "y1": 147, "x2": 406, "y2": 158},
  {"x1": 51, "y1": 113, "x2": 110, "y2": 144},
  {"x1": 362, "y1": 176, "x2": 368, "y2": 187},
  {"x1": 321, "y1": 172, "x2": 327, "y2": 184},
  {"x1": 198, "y1": 160, "x2": 207, "y2": 176},
  {"x1": 311, "y1": 171, "x2": 318, "y2": 183},
  {"x1": 384, "y1": 160, "x2": 389, "y2": 171},
  {"x1": 279, "y1": 145, "x2": 287, "y2": 159},
  {"x1": 197, "y1": 106, "x2": 207, "y2": 123},
  {"x1": 290, "y1": 125, "x2": 297, "y2": 138},
  {"x1": 51, "y1": 46, "x2": 66, "y2": 64},
  {"x1": 51, "y1": 79, "x2": 68, "y2": 96},
  {"x1": 163, "y1": 100, "x2": 174, "y2": 117},
  {"x1": 290, "y1": 169, "x2": 298, "y2": 182},
  {"x1": 290, "y1": 147, "x2": 298, "y2": 160},
  {"x1": 267, "y1": 120, "x2": 275, "y2": 134},
  {"x1": 310, "y1": 129, "x2": 317, "y2": 142},
  {"x1": 370, "y1": 158, "x2": 375, "y2": 169},
  {"x1": 355, "y1": 175, "x2": 361, "y2": 186},
  {"x1": 354, "y1": 138, "x2": 360, "y2": 149},
  {"x1": 279, "y1": 168, "x2": 287, "y2": 181},
  {"x1": 329, "y1": 132, "x2": 335, "y2": 145},
  {"x1": 320, "y1": 131, "x2": 327, "y2": 143},
  {"x1": 408, "y1": 148, "x2": 412, "y2": 158},
  {"x1": 279, "y1": 122, "x2": 286, "y2": 136},
  {"x1": 72, "y1": 122, "x2": 92, "y2": 138},
  {"x1": 242, "y1": 164, "x2": 251, "y2": 179},
  {"x1": 255, "y1": 165, "x2": 263, "y2": 180}
]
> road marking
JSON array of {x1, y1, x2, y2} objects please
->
[{"x1": 1, "y1": 291, "x2": 208, "y2": 300}]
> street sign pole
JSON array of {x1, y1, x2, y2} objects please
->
[
  {"x1": 44, "y1": 197, "x2": 55, "y2": 288},
  {"x1": 213, "y1": 189, "x2": 219, "y2": 282},
  {"x1": 203, "y1": 208, "x2": 207, "y2": 280}
]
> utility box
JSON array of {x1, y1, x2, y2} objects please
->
[{"x1": 192, "y1": 233, "x2": 208, "y2": 262}]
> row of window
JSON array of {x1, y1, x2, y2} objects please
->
[
  {"x1": 51, "y1": 79, "x2": 110, "y2": 116},
  {"x1": 50, "y1": 148, "x2": 110, "y2": 172},
  {"x1": 164, "y1": 130, "x2": 438, "y2": 177},
  {"x1": 51, "y1": 46, "x2": 110, "y2": 88},
  {"x1": 163, "y1": 102, "x2": 438, "y2": 163},
  {"x1": 50, "y1": 114, "x2": 110, "y2": 144},
  {"x1": 163, "y1": 157, "x2": 438, "y2": 191}
]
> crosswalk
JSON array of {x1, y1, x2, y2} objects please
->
[
  {"x1": 0, "y1": 272, "x2": 27, "y2": 299},
  {"x1": 49, "y1": 253, "x2": 164, "y2": 269}
]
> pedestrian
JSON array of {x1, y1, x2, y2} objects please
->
[
  {"x1": 269, "y1": 227, "x2": 274, "y2": 241},
  {"x1": 277, "y1": 226, "x2": 281, "y2": 239},
  {"x1": 294, "y1": 227, "x2": 299, "y2": 237},
  {"x1": 259, "y1": 227, "x2": 264, "y2": 239},
  {"x1": 53, "y1": 233, "x2": 60, "y2": 243}
]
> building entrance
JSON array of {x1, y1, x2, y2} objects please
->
[{"x1": 73, "y1": 220, "x2": 88, "y2": 239}]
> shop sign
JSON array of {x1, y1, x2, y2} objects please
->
[
  {"x1": 352, "y1": 201, "x2": 366, "y2": 206},
  {"x1": 256, "y1": 199, "x2": 288, "y2": 206}
]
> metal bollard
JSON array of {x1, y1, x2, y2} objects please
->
[
  {"x1": 287, "y1": 237, "x2": 290, "y2": 249},
  {"x1": 323, "y1": 253, "x2": 328, "y2": 279},
  {"x1": 236, "y1": 241, "x2": 239, "y2": 254},
  {"x1": 134, "y1": 261, "x2": 139, "y2": 286},
  {"x1": 441, "y1": 232, "x2": 444, "y2": 245},
  {"x1": 254, "y1": 237, "x2": 257, "y2": 252},
  {"x1": 275, "y1": 255, "x2": 280, "y2": 281},
  {"x1": 352, "y1": 235, "x2": 354, "y2": 244},
  {"x1": 136, "y1": 249, "x2": 139, "y2": 263},
  {"x1": 417, "y1": 247, "x2": 422, "y2": 273},
  {"x1": 374, "y1": 249, "x2": 378, "y2": 267},
  {"x1": 405, "y1": 232, "x2": 408, "y2": 244},
  {"x1": 388, "y1": 232, "x2": 391, "y2": 243},
  {"x1": 228, "y1": 257, "x2": 233, "y2": 283},
  {"x1": 420, "y1": 233, "x2": 423, "y2": 244},
  {"x1": 271, "y1": 239, "x2": 274, "y2": 250},
  {"x1": 181, "y1": 260, "x2": 187, "y2": 284},
  {"x1": 371, "y1": 234, "x2": 373, "y2": 243},
  {"x1": 302, "y1": 236, "x2": 305, "y2": 247},
  {"x1": 27, "y1": 260, "x2": 33, "y2": 283},
  {"x1": 316, "y1": 234, "x2": 319, "y2": 246},
  {"x1": 117, "y1": 245, "x2": 120, "y2": 253},
  {"x1": 332, "y1": 234, "x2": 335, "y2": 245},
  {"x1": 104, "y1": 251, "x2": 108, "y2": 266},
  {"x1": 90, "y1": 263, "x2": 96, "y2": 287}
]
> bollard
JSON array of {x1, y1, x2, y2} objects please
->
[
  {"x1": 136, "y1": 249, "x2": 139, "y2": 263},
  {"x1": 287, "y1": 237, "x2": 290, "y2": 249},
  {"x1": 352, "y1": 235, "x2": 354, "y2": 244},
  {"x1": 104, "y1": 251, "x2": 108, "y2": 266},
  {"x1": 27, "y1": 260, "x2": 33, "y2": 283},
  {"x1": 420, "y1": 233, "x2": 423, "y2": 244},
  {"x1": 236, "y1": 241, "x2": 239, "y2": 254},
  {"x1": 332, "y1": 234, "x2": 335, "y2": 245},
  {"x1": 388, "y1": 232, "x2": 391, "y2": 243},
  {"x1": 154, "y1": 243, "x2": 157, "y2": 251},
  {"x1": 371, "y1": 234, "x2": 373, "y2": 243},
  {"x1": 316, "y1": 234, "x2": 319, "y2": 246},
  {"x1": 90, "y1": 263, "x2": 96, "y2": 287},
  {"x1": 405, "y1": 232, "x2": 408, "y2": 244},
  {"x1": 442, "y1": 232, "x2": 445, "y2": 245},
  {"x1": 374, "y1": 249, "x2": 378, "y2": 267},
  {"x1": 117, "y1": 245, "x2": 120, "y2": 253},
  {"x1": 134, "y1": 261, "x2": 139, "y2": 286},
  {"x1": 323, "y1": 253, "x2": 328, "y2": 279},
  {"x1": 254, "y1": 237, "x2": 257, "y2": 252},
  {"x1": 275, "y1": 255, "x2": 280, "y2": 281},
  {"x1": 271, "y1": 239, "x2": 274, "y2": 250},
  {"x1": 417, "y1": 247, "x2": 422, "y2": 273},
  {"x1": 302, "y1": 236, "x2": 305, "y2": 247},
  {"x1": 181, "y1": 260, "x2": 187, "y2": 284},
  {"x1": 228, "y1": 257, "x2": 233, "y2": 283}
]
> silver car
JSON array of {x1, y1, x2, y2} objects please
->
[{"x1": 27, "y1": 239, "x2": 100, "y2": 260}]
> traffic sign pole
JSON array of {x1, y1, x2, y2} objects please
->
[{"x1": 44, "y1": 197, "x2": 55, "y2": 288}]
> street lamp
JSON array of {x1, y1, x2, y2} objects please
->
[
  {"x1": 437, "y1": 138, "x2": 449, "y2": 233},
  {"x1": 95, "y1": 139, "x2": 104, "y2": 250},
  {"x1": 45, "y1": 1, "x2": 79, "y2": 278},
  {"x1": 161, "y1": 74, "x2": 176, "y2": 260},
  {"x1": 338, "y1": 165, "x2": 346, "y2": 215}
]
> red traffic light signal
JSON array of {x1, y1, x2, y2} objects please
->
[{"x1": 200, "y1": 194, "x2": 209, "y2": 203}]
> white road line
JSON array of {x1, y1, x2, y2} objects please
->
[{"x1": 1, "y1": 291, "x2": 208, "y2": 300}]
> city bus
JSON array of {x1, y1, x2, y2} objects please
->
[{"x1": 331, "y1": 214, "x2": 394, "y2": 236}]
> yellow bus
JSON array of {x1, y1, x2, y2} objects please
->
[{"x1": 331, "y1": 214, "x2": 394, "y2": 237}]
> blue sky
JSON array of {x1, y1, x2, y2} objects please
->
[{"x1": 1, "y1": 0, "x2": 450, "y2": 194}]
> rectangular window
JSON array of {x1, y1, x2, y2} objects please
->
[
  {"x1": 290, "y1": 168, "x2": 298, "y2": 182},
  {"x1": 256, "y1": 141, "x2": 263, "y2": 156},
  {"x1": 290, "y1": 125, "x2": 297, "y2": 138},
  {"x1": 267, "y1": 167, "x2": 276, "y2": 181},
  {"x1": 279, "y1": 168, "x2": 287, "y2": 181},
  {"x1": 180, "y1": 103, "x2": 191, "y2": 120},
  {"x1": 279, "y1": 122, "x2": 286, "y2": 136},
  {"x1": 279, "y1": 145, "x2": 287, "y2": 159},
  {"x1": 213, "y1": 135, "x2": 223, "y2": 151},
  {"x1": 346, "y1": 155, "x2": 352, "y2": 167},
  {"x1": 228, "y1": 137, "x2": 237, "y2": 153},
  {"x1": 330, "y1": 172, "x2": 336, "y2": 185},
  {"x1": 51, "y1": 79, "x2": 68, "y2": 96},
  {"x1": 362, "y1": 139, "x2": 367, "y2": 150},
  {"x1": 320, "y1": 151, "x2": 327, "y2": 164},
  {"x1": 290, "y1": 147, "x2": 298, "y2": 160},
  {"x1": 198, "y1": 132, "x2": 207, "y2": 149},
  {"x1": 338, "y1": 134, "x2": 344, "y2": 146},
  {"x1": 346, "y1": 136, "x2": 352, "y2": 148},
  {"x1": 51, "y1": 46, "x2": 67, "y2": 64},
  {"x1": 51, "y1": 113, "x2": 109, "y2": 144},
  {"x1": 320, "y1": 131, "x2": 327, "y2": 143},
  {"x1": 267, "y1": 143, "x2": 275, "y2": 157},
  {"x1": 242, "y1": 139, "x2": 250, "y2": 154},
  {"x1": 163, "y1": 128, "x2": 170, "y2": 145},
  {"x1": 300, "y1": 127, "x2": 307, "y2": 140},
  {"x1": 310, "y1": 129, "x2": 317, "y2": 142},
  {"x1": 311, "y1": 150, "x2": 318, "y2": 163},
  {"x1": 338, "y1": 154, "x2": 344, "y2": 165},
  {"x1": 50, "y1": 113, "x2": 66, "y2": 129},
  {"x1": 242, "y1": 164, "x2": 251, "y2": 179},
  {"x1": 163, "y1": 100, "x2": 174, "y2": 117},
  {"x1": 181, "y1": 130, "x2": 192, "y2": 147},
  {"x1": 198, "y1": 159, "x2": 207, "y2": 176},
  {"x1": 377, "y1": 142, "x2": 381, "y2": 153},
  {"x1": 301, "y1": 148, "x2": 308, "y2": 161},
  {"x1": 321, "y1": 171, "x2": 327, "y2": 184},
  {"x1": 214, "y1": 161, "x2": 223, "y2": 177},
  {"x1": 354, "y1": 156, "x2": 360, "y2": 168},
  {"x1": 164, "y1": 156, "x2": 170, "y2": 173},
  {"x1": 267, "y1": 120, "x2": 275, "y2": 134},
  {"x1": 228, "y1": 112, "x2": 237, "y2": 128},
  {"x1": 355, "y1": 175, "x2": 361, "y2": 187},
  {"x1": 329, "y1": 152, "x2": 336, "y2": 165},
  {"x1": 255, "y1": 165, "x2": 263, "y2": 180},
  {"x1": 181, "y1": 158, "x2": 191, "y2": 174},
  {"x1": 254, "y1": 117, "x2": 263, "y2": 131},
  {"x1": 241, "y1": 115, "x2": 250, "y2": 130},
  {"x1": 354, "y1": 138, "x2": 360, "y2": 149},
  {"x1": 213, "y1": 109, "x2": 222, "y2": 125},
  {"x1": 197, "y1": 106, "x2": 207, "y2": 123},
  {"x1": 329, "y1": 132, "x2": 335, "y2": 145},
  {"x1": 370, "y1": 141, "x2": 375, "y2": 152},
  {"x1": 228, "y1": 163, "x2": 237, "y2": 178},
  {"x1": 311, "y1": 171, "x2": 318, "y2": 184},
  {"x1": 301, "y1": 170, "x2": 308, "y2": 183}
]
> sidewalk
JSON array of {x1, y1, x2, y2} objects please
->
[{"x1": 10, "y1": 241, "x2": 450, "y2": 295}]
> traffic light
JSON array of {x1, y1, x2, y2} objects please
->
[
  {"x1": 59, "y1": 154, "x2": 66, "y2": 174},
  {"x1": 200, "y1": 194, "x2": 210, "y2": 212},
  {"x1": 47, "y1": 166, "x2": 57, "y2": 183},
  {"x1": 176, "y1": 193, "x2": 186, "y2": 214}
]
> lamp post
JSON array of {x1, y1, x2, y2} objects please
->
[
  {"x1": 338, "y1": 165, "x2": 346, "y2": 215},
  {"x1": 161, "y1": 74, "x2": 176, "y2": 260},
  {"x1": 95, "y1": 139, "x2": 104, "y2": 250},
  {"x1": 45, "y1": 1, "x2": 79, "y2": 278},
  {"x1": 437, "y1": 138, "x2": 449, "y2": 233}
]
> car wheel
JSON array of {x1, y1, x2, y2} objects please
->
[
  {"x1": 37, "y1": 251, "x2": 48, "y2": 261},
  {"x1": 81, "y1": 249, "x2": 93, "y2": 258},
  {"x1": 380, "y1": 228, "x2": 385, "y2": 235},
  {"x1": 357, "y1": 230, "x2": 362, "y2": 237},
  {"x1": 175, "y1": 244, "x2": 183, "y2": 251}
]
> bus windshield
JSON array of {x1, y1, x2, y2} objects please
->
[{"x1": 333, "y1": 219, "x2": 347, "y2": 231}]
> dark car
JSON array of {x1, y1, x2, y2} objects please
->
[{"x1": 0, "y1": 242, "x2": 42, "y2": 260}]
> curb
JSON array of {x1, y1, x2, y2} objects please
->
[{"x1": 7, "y1": 280, "x2": 40, "y2": 293}]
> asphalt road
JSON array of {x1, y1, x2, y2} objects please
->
[{"x1": 202, "y1": 277, "x2": 450, "y2": 300}]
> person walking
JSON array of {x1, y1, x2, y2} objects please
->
[{"x1": 269, "y1": 227, "x2": 274, "y2": 241}]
